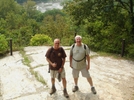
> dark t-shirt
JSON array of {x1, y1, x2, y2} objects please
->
[{"x1": 45, "y1": 47, "x2": 66, "y2": 70}]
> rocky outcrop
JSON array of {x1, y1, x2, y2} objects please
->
[{"x1": 0, "y1": 46, "x2": 134, "y2": 100}]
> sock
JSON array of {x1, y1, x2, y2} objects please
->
[
  {"x1": 91, "y1": 86, "x2": 94, "y2": 88},
  {"x1": 52, "y1": 84, "x2": 55, "y2": 88}
]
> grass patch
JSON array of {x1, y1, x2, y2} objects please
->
[
  {"x1": 20, "y1": 49, "x2": 31, "y2": 67},
  {"x1": 31, "y1": 70, "x2": 46, "y2": 85},
  {"x1": 20, "y1": 48, "x2": 47, "y2": 85}
]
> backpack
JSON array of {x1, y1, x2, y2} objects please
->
[
  {"x1": 71, "y1": 43, "x2": 87, "y2": 62},
  {"x1": 48, "y1": 46, "x2": 63, "y2": 73}
]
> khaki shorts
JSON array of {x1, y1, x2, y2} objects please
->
[
  {"x1": 50, "y1": 68, "x2": 65, "y2": 78},
  {"x1": 72, "y1": 67, "x2": 90, "y2": 78}
]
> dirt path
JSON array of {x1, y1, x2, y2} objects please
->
[{"x1": 0, "y1": 46, "x2": 134, "y2": 100}]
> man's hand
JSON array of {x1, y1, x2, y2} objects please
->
[
  {"x1": 70, "y1": 63, "x2": 73, "y2": 68},
  {"x1": 52, "y1": 62, "x2": 57, "y2": 67},
  {"x1": 58, "y1": 68, "x2": 63, "y2": 73},
  {"x1": 86, "y1": 65, "x2": 90, "y2": 70}
]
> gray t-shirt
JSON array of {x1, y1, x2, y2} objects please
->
[{"x1": 70, "y1": 43, "x2": 90, "y2": 69}]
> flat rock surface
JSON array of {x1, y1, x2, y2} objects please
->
[{"x1": 0, "y1": 46, "x2": 134, "y2": 100}]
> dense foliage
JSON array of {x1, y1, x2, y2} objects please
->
[
  {"x1": 0, "y1": 35, "x2": 8, "y2": 54},
  {"x1": 0, "y1": 0, "x2": 134, "y2": 58},
  {"x1": 64, "y1": 0, "x2": 134, "y2": 58}
]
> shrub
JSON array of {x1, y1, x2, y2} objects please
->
[
  {"x1": 127, "y1": 44, "x2": 134, "y2": 58},
  {"x1": 0, "y1": 34, "x2": 8, "y2": 54},
  {"x1": 30, "y1": 34, "x2": 52, "y2": 46}
]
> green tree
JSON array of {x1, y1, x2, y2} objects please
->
[
  {"x1": 40, "y1": 9, "x2": 71, "y2": 43},
  {"x1": 116, "y1": 0, "x2": 134, "y2": 42},
  {"x1": 0, "y1": 0, "x2": 21, "y2": 19},
  {"x1": 41, "y1": 14, "x2": 70, "y2": 41},
  {"x1": 64, "y1": 0, "x2": 134, "y2": 56},
  {"x1": 23, "y1": 0, "x2": 37, "y2": 19}
]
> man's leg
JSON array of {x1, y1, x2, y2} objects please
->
[
  {"x1": 50, "y1": 78, "x2": 56, "y2": 95},
  {"x1": 87, "y1": 77, "x2": 93, "y2": 86},
  {"x1": 62, "y1": 78, "x2": 69, "y2": 98},
  {"x1": 72, "y1": 69, "x2": 79, "y2": 92},
  {"x1": 81, "y1": 68, "x2": 97, "y2": 94},
  {"x1": 87, "y1": 77, "x2": 97, "y2": 94},
  {"x1": 61, "y1": 69, "x2": 69, "y2": 98},
  {"x1": 62, "y1": 78, "x2": 66, "y2": 88},
  {"x1": 49, "y1": 70, "x2": 57, "y2": 95},
  {"x1": 74, "y1": 78, "x2": 78, "y2": 86}
]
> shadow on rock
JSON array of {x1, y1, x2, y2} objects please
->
[
  {"x1": 46, "y1": 91, "x2": 101, "y2": 100},
  {"x1": 46, "y1": 92, "x2": 70, "y2": 100},
  {"x1": 72, "y1": 91, "x2": 100, "y2": 100}
]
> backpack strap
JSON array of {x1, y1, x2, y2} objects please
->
[
  {"x1": 72, "y1": 44, "x2": 87, "y2": 62},
  {"x1": 49, "y1": 46, "x2": 53, "y2": 58},
  {"x1": 72, "y1": 56, "x2": 86, "y2": 62},
  {"x1": 49, "y1": 46, "x2": 63, "y2": 56},
  {"x1": 60, "y1": 47, "x2": 64, "y2": 53},
  {"x1": 84, "y1": 44, "x2": 86, "y2": 49},
  {"x1": 72, "y1": 44, "x2": 75, "y2": 49}
]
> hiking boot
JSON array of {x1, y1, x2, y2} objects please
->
[
  {"x1": 91, "y1": 87, "x2": 97, "y2": 94},
  {"x1": 72, "y1": 86, "x2": 79, "y2": 92},
  {"x1": 63, "y1": 89, "x2": 69, "y2": 98},
  {"x1": 49, "y1": 87, "x2": 56, "y2": 95}
]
